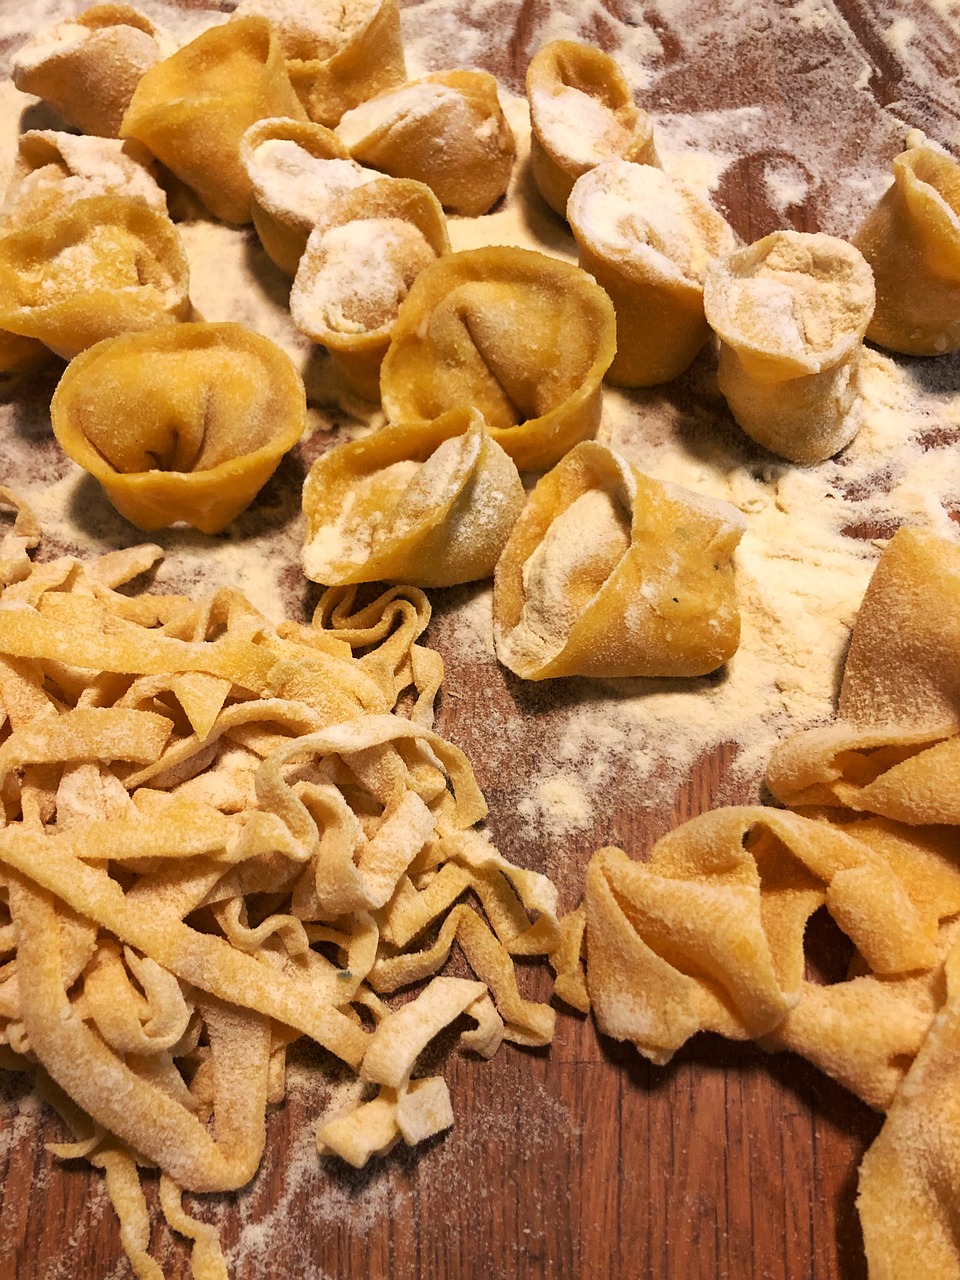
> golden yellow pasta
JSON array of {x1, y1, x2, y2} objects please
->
[
  {"x1": 493, "y1": 441, "x2": 743, "y2": 680},
  {"x1": 854, "y1": 138, "x2": 960, "y2": 356},
  {"x1": 704, "y1": 230, "x2": 876, "y2": 463},
  {"x1": 1, "y1": 130, "x2": 166, "y2": 230},
  {"x1": 234, "y1": 0, "x2": 406, "y2": 127},
  {"x1": 50, "y1": 322, "x2": 306, "y2": 534},
  {"x1": 290, "y1": 176, "x2": 449, "y2": 399},
  {"x1": 0, "y1": 194, "x2": 191, "y2": 360},
  {"x1": 0, "y1": 502, "x2": 561, "y2": 1278},
  {"x1": 526, "y1": 39, "x2": 659, "y2": 218},
  {"x1": 335, "y1": 70, "x2": 516, "y2": 217},
  {"x1": 12, "y1": 3, "x2": 173, "y2": 138},
  {"x1": 301, "y1": 407, "x2": 523, "y2": 586},
  {"x1": 568, "y1": 159, "x2": 736, "y2": 387},
  {"x1": 241, "y1": 115, "x2": 379, "y2": 276},
  {"x1": 380, "y1": 246, "x2": 617, "y2": 471},
  {"x1": 120, "y1": 17, "x2": 307, "y2": 225}
]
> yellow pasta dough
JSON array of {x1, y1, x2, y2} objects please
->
[
  {"x1": 380, "y1": 246, "x2": 617, "y2": 471},
  {"x1": 301, "y1": 407, "x2": 523, "y2": 586},
  {"x1": 1, "y1": 130, "x2": 165, "y2": 230},
  {"x1": 526, "y1": 39, "x2": 659, "y2": 218},
  {"x1": 120, "y1": 17, "x2": 307, "y2": 225},
  {"x1": 291, "y1": 177, "x2": 449, "y2": 399},
  {"x1": 493, "y1": 441, "x2": 744, "y2": 680},
  {"x1": 241, "y1": 116, "x2": 380, "y2": 276},
  {"x1": 0, "y1": 194, "x2": 191, "y2": 360},
  {"x1": 335, "y1": 70, "x2": 516, "y2": 217},
  {"x1": 50, "y1": 322, "x2": 306, "y2": 533},
  {"x1": 704, "y1": 230, "x2": 876, "y2": 463},
  {"x1": 568, "y1": 160, "x2": 736, "y2": 387},
  {"x1": 12, "y1": 4, "x2": 173, "y2": 138},
  {"x1": 854, "y1": 138, "x2": 960, "y2": 356},
  {"x1": 234, "y1": 0, "x2": 406, "y2": 127}
]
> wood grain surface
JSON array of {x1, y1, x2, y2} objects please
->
[{"x1": 1, "y1": 1, "x2": 957, "y2": 1277}]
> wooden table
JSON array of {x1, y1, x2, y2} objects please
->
[{"x1": 1, "y1": 2, "x2": 956, "y2": 1276}]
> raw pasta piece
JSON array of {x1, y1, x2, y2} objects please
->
[
  {"x1": 234, "y1": 0, "x2": 406, "y2": 127},
  {"x1": 120, "y1": 17, "x2": 307, "y2": 225},
  {"x1": 50, "y1": 322, "x2": 306, "y2": 534},
  {"x1": 0, "y1": 195, "x2": 191, "y2": 360},
  {"x1": 380, "y1": 246, "x2": 617, "y2": 471},
  {"x1": 1, "y1": 130, "x2": 166, "y2": 230},
  {"x1": 12, "y1": 4, "x2": 174, "y2": 138},
  {"x1": 240, "y1": 116, "x2": 379, "y2": 276},
  {"x1": 568, "y1": 160, "x2": 736, "y2": 387},
  {"x1": 854, "y1": 137, "x2": 960, "y2": 355},
  {"x1": 858, "y1": 937, "x2": 960, "y2": 1279},
  {"x1": 290, "y1": 177, "x2": 449, "y2": 399},
  {"x1": 494, "y1": 441, "x2": 743, "y2": 680},
  {"x1": 704, "y1": 230, "x2": 876, "y2": 463},
  {"x1": 526, "y1": 39, "x2": 659, "y2": 218},
  {"x1": 336, "y1": 71, "x2": 516, "y2": 217},
  {"x1": 301, "y1": 407, "x2": 523, "y2": 586},
  {"x1": 0, "y1": 332, "x2": 54, "y2": 384}
]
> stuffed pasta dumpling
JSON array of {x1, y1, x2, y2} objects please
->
[
  {"x1": 291, "y1": 177, "x2": 448, "y2": 399},
  {"x1": 526, "y1": 40, "x2": 659, "y2": 218},
  {"x1": 380, "y1": 246, "x2": 617, "y2": 471},
  {"x1": 302, "y1": 407, "x2": 523, "y2": 587},
  {"x1": 494, "y1": 441, "x2": 744, "y2": 680},
  {"x1": 12, "y1": 4, "x2": 174, "y2": 138},
  {"x1": 120, "y1": 17, "x2": 307, "y2": 225},
  {"x1": 336, "y1": 71, "x2": 516, "y2": 217},
  {"x1": 0, "y1": 195, "x2": 191, "y2": 360},
  {"x1": 704, "y1": 231, "x2": 875, "y2": 463},
  {"x1": 854, "y1": 137, "x2": 960, "y2": 356},
  {"x1": 568, "y1": 160, "x2": 736, "y2": 387},
  {"x1": 233, "y1": 0, "x2": 406, "y2": 127},
  {"x1": 50, "y1": 322, "x2": 306, "y2": 534}
]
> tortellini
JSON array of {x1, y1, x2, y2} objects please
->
[
  {"x1": 568, "y1": 160, "x2": 736, "y2": 387},
  {"x1": 0, "y1": 195, "x2": 191, "y2": 360},
  {"x1": 526, "y1": 39, "x2": 659, "y2": 219},
  {"x1": 12, "y1": 3, "x2": 174, "y2": 138},
  {"x1": 120, "y1": 17, "x2": 307, "y2": 225},
  {"x1": 336, "y1": 71, "x2": 516, "y2": 217},
  {"x1": 703, "y1": 230, "x2": 876, "y2": 464},
  {"x1": 380, "y1": 246, "x2": 617, "y2": 471},
  {"x1": 241, "y1": 116, "x2": 379, "y2": 276},
  {"x1": 50, "y1": 322, "x2": 306, "y2": 534},
  {"x1": 301, "y1": 407, "x2": 524, "y2": 587},
  {"x1": 854, "y1": 137, "x2": 960, "y2": 356},
  {"x1": 1, "y1": 130, "x2": 166, "y2": 230},
  {"x1": 493, "y1": 441, "x2": 744, "y2": 680},
  {"x1": 234, "y1": 0, "x2": 406, "y2": 128},
  {"x1": 291, "y1": 177, "x2": 449, "y2": 400}
]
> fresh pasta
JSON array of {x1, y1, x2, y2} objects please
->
[
  {"x1": 704, "y1": 230, "x2": 876, "y2": 463},
  {"x1": 493, "y1": 441, "x2": 744, "y2": 680}
]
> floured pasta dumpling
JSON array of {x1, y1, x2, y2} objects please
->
[
  {"x1": 493, "y1": 441, "x2": 744, "y2": 680},
  {"x1": 1, "y1": 131, "x2": 165, "y2": 231},
  {"x1": 120, "y1": 17, "x2": 307, "y2": 225},
  {"x1": 336, "y1": 71, "x2": 516, "y2": 217},
  {"x1": 241, "y1": 117, "x2": 380, "y2": 276},
  {"x1": 380, "y1": 246, "x2": 617, "y2": 471},
  {"x1": 526, "y1": 40, "x2": 659, "y2": 219},
  {"x1": 854, "y1": 137, "x2": 960, "y2": 356},
  {"x1": 0, "y1": 195, "x2": 191, "y2": 360},
  {"x1": 704, "y1": 230, "x2": 875, "y2": 463},
  {"x1": 302, "y1": 407, "x2": 523, "y2": 586},
  {"x1": 567, "y1": 160, "x2": 736, "y2": 387},
  {"x1": 50, "y1": 322, "x2": 306, "y2": 533},
  {"x1": 12, "y1": 3, "x2": 174, "y2": 138},
  {"x1": 234, "y1": 0, "x2": 406, "y2": 127},
  {"x1": 291, "y1": 177, "x2": 448, "y2": 399}
]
